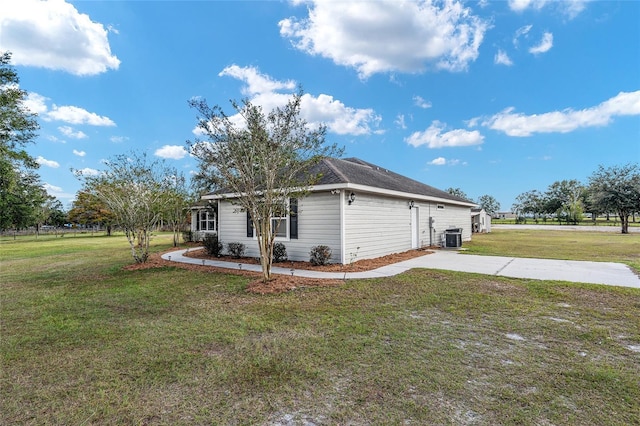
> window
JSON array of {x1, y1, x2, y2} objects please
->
[
  {"x1": 246, "y1": 198, "x2": 298, "y2": 240},
  {"x1": 198, "y1": 210, "x2": 216, "y2": 231}
]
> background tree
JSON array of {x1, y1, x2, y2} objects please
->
[
  {"x1": 512, "y1": 189, "x2": 545, "y2": 222},
  {"x1": 445, "y1": 187, "x2": 470, "y2": 201},
  {"x1": 76, "y1": 152, "x2": 175, "y2": 263},
  {"x1": 588, "y1": 164, "x2": 640, "y2": 234},
  {"x1": 0, "y1": 51, "x2": 43, "y2": 231},
  {"x1": 543, "y1": 179, "x2": 585, "y2": 225},
  {"x1": 477, "y1": 194, "x2": 500, "y2": 216},
  {"x1": 189, "y1": 90, "x2": 342, "y2": 282},
  {"x1": 68, "y1": 190, "x2": 116, "y2": 235},
  {"x1": 161, "y1": 170, "x2": 192, "y2": 247},
  {"x1": 33, "y1": 194, "x2": 65, "y2": 234}
]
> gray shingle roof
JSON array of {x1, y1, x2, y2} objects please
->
[{"x1": 311, "y1": 157, "x2": 473, "y2": 204}]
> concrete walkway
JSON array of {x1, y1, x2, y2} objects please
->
[{"x1": 162, "y1": 248, "x2": 640, "y2": 289}]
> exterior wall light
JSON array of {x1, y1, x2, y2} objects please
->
[
  {"x1": 409, "y1": 200, "x2": 415, "y2": 209},
  {"x1": 348, "y1": 192, "x2": 356, "y2": 205}
]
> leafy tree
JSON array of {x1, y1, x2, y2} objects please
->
[
  {"x1": 0, "y1": 51, "x2": 42, "y2": 231},
  {"x1": 445, "y1": 187, "x2": 470, "y2": 200},
  {"x1": 76, "y1": 152, "x2": 175, "y2": 263},
  {"x1": 588, "y1": 164, "x2": 640, "y2": 234},
  {"x1": 68, "y1": 190, "x2": 116, "y2": 235},
  {"x1": 189, "y1": 90, "x2": 342, "y2": 282},
  {"x1": 33, "y1": 194, "x2": 65, "y2": 234},
  {"x1": 544, "y1": 179, "x2": 585, "y2": 224},
  {"x1": 161, "y1": 170, "x2": 192, "y2": 247},
  {"x1": 477, "y1": 194, "x2": 500, "y2": 216},
  {"x1": 512, "y1": 190, "x2": 545, "y2": 222}
]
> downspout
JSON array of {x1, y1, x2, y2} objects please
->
[{"x1": 340, "y1": 189, "x2": 346, "y2": 265}]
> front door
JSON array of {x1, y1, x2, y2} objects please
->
[{"x1": 411, "y1": 206, "x2": 419, "y2": 249}]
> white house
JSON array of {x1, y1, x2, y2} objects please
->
[{"x1": 191, "y1": 157, "x2": 477, "y2": 264}]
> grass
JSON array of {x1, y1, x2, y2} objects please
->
[
  {"x1": 464, "y1": 229, "x2": 640, "y2": 272},
  {"x1": 2, "y1": 233, "x2": 640, "y2": 424}
]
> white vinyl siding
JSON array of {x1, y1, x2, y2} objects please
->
[
  {"x1": 216, "y1": 193, "x2": 341, "y2": 262},
  {"x1": 344, "y1": 193, "x2": 412, "y2": 262}
]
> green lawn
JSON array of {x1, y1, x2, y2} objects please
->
[
  {"x1": 2, "y1": 233, "x2": 639, "y2": 424},
  {"x1": 464, "y1": 229, "x2": 640, "y2": 272}
]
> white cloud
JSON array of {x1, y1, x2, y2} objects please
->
[
  {"x1": 72, "y1": 149, "x2": 86, "y2": 157},
  {"x1": 300, "y1": 93, "x2": 381, "y2": 136},
  {"x1": 406, "y1": 120, "x2": 484, "y2": 148},
  {"x1": 0, "y1": 0, "x2": 120, "y2": 75},
  {"x1": 42, "y1": 182, "x2": 75, "y2": 202},
  {"x1": 429, "y1": 157, "x2": 447, "y2": 165},
  {"x1": 213, "y1": 65, "x2": 381, "y2": 136},
  {"x1": 46, "y1": 105, "x2": 115, "y2": 126},
  {"x1": 42, "y1": 182, "x2": 63, "y2": 193},
  {"x1": 76, "y1": 167, "x2": 100, "y2": 176},
  {"x1": 508, "y1": 0, "x2": 588, "y2": 18},
  {"x1": 36, "y1": 156, "x2": 60, "y2": 168},
  {"x1": 513, "y1": 24, "x2": 533, "y2": 48},
  {"x1": 395, "y1": 114, "x2": 407, "y2": 130},
  {"x1": 24, "y1": 92, "x2": 49, "y2": 114},
  {"x1": 219, "y1": 65, "x2": 296, "y2": 96},
  {"x1": 483, "y1": 90, "x2": 640, "y2": 137},
  {"x1": 279, "y1": 0, "x2": 489, "y2": 78},
  {"x1": 58, "y1": 126, "x2": 87, "y2": 139},
  {"x1": 110, "y1": 136, "x2": 129, "y2": 143},
  {"x1": 494, "y1": 50, "x2": 513, "y2": 66},
  {"x1": 508, "y1": 0, "x2": 548, "y2": 13},
  {"x1": 155, "y1": 145, "x2": 188, "y2": 160},
  {"x1": 413, "y1": 96, "x2": 432, "y2": 109},
  {"x1": 428, "y1": 157, "x2": 465, "y2": 166},
  {"x1": 529, "y1": 32, "x2": 553, "y2": 55}
]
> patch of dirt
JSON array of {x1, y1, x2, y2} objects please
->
[{"x1": 123, "y1": 245, "x2": 434, "y2": 294}]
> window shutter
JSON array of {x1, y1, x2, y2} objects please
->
[
  {"x1": 196, "y1": 211, "x2": 201, "y2": 231},
  {"x1": 290, "y1": 198, "x2": 298, "y2": 239},
  {"x1": 246, "y1": 211, "x2": 253, "y2": 238}
]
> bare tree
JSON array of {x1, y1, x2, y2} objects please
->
[
  {"x1": 76, "y1": 152, "x2": 173, "y2": 263},
  {"x1": 188, "y1": 90, "x2": 342, "y2": 282}
]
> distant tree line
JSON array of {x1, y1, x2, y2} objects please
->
[{"x1": 511, "y1": 164, "x2": 640, "y2": 234}]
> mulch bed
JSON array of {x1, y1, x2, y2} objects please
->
[{"x1": 124, "y1": 244, "x2": 433, "y2": 294}]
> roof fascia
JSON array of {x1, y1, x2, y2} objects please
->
[{"x1": 203, "y1": 183, "x2": 476, "y2": 208}]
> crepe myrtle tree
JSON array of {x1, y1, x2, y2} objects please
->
[
  {"x1": 188, "y1": 90, "x2": 342, "y2": 282},
  {"x1": 588, "y1": 163, "x2": 640, "y2": 234},
  {"x1": 75, "y1": 152, "x2": 176, "y2": 263},
  {"x1": 161, "y1": 170, "x2": 193, "y2": 247}
]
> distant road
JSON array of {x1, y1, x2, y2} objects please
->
[{"x1": 492, "y1": 224, "x2": 640, "y2": 233}]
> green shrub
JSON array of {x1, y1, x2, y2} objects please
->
[
  {"x1": 273, "y1": 242, "x2": 288, "y2": 263},
  {"x1": 182, "y1": 230, "x2": 194, "y2": 243},
  {"x1": 227, "y1": 242, "x2": 246, "y2": 259},
  {"x1": 203, "y1": 234, "x2": 223, "y2": 257},
  {"x1": 310, "y1": 245, "x2": 332, "y2": 266}
]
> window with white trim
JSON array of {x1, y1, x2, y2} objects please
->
[
  {"x1": 246, "y1": 198, "x2": 298, "y2": 240},
  {"x1": 198, "y1": 210, "x2": 216, "y2": 231}
]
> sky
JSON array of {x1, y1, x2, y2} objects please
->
[{"x1": 2, "y1": 0, "x2": 639, "y2": 211}]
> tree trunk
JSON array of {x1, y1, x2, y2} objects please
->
[
  {"x1": 256, "y1": 221, "x2": 274, "y2": 283},
  {"x1": 619, "y1": 212, "x2": 629, "y2": 234}
]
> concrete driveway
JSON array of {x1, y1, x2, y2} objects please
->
[{"x1": 394, "y1": 251, "x2": 640, "y2": 288}]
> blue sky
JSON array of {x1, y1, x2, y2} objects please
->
[{"x1": 3, "y1": 0, "x2": 639, "y2": 211}]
